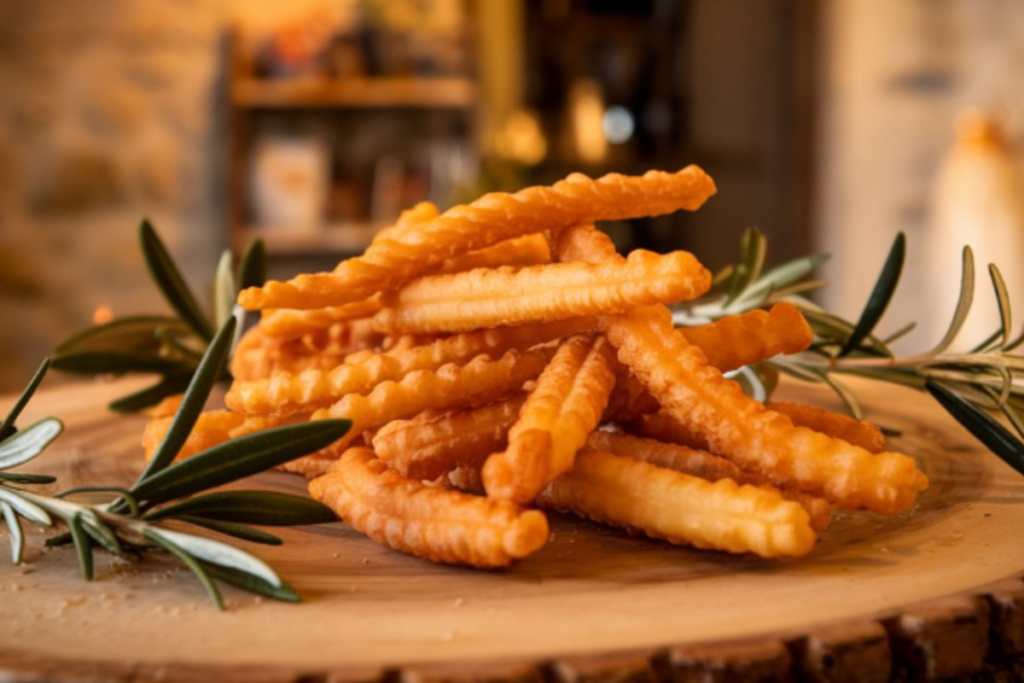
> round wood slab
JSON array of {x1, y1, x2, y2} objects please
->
[{"x1": 2, "y1": 378, "x2": 1024, "y2": 682}]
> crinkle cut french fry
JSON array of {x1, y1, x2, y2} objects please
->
[
  {"x1": 374, "y1": 250, "x2": 711, "y2": 335},
  {"x1": 230, "y1": 322, "x2": 378, "y2": 382},
  {"x1": 436, "y1": 233, "x2": 552, "y2": 274},
  {"x1": 226, "y1": 318, "x2": 588, "y2": 417},
  {"x1": 586, "y1": 431, "x2": 831, "y2": 533},
  {"x1": 556, "y1": 223, "x2": 927, "y2": 515},
  {"x1": 313, "y1": 346, "x2": 555, "y2": 444},
  {"x1": 238, "y1": 166, "x2": 716, "y2": 310},
  {"x1": 370, "y1": 201, "x2": 441, "y2": 245},
  {"x1": 483, "y1": 334, "x2": 616, "y2": 503},
  {"x1": 258, "y1": 297, "x2": 384, "y2": 341},
  {"x1": 679, "y1": 302, "x2": 813, "y2": 372},
  {"x1": 309, "y1": 448, "x2": 549, "y2": 567},
  {"x1": 373, "y1": 393, "x2": 527, "y2": 481},
  {"x1": 768, "y1": 401, "x2": 887, "y2": 454},
  {"x1": 536, "y1": 449, "x2": 816, "y2": 558}
]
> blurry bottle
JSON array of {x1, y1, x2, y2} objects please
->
[{"x1": 926, "y1": 110, "x2": 1024, "y2": 348}]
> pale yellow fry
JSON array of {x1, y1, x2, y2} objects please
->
[
  {"x1": 238, "y1": 166, "x2": 716, "y2": 310},
  {"x1": 586, "y1": 431, "x2": 831, "y2": 533},
  {"x1": 309, "y1": 447, "x2": 549, "y2": 567},
  {"x1": 226, "y1": 318, "x2": 587, "y2": 417},
  {"x1": 537, "y1": 449, "x2": 816, "y2": 559},
  {"x1": 373, "y1": 250, "x2": 711, "y2": 334},
  {"x1": 483, "y1": 334, "x2": 617, "y2": 503},
  {"x1": 373, "y1": 393, "x2": 527, "y2": 481},
  {"x1": 557, "y1": 223, "x2": 928, "y2": 515},
  {"x1": 313, "y1": 346, "x2": 555, "y2": 443}
]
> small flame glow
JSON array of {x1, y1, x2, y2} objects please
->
[{"x1": 93, "y1": 306, "x2": 114, "y2": 325}]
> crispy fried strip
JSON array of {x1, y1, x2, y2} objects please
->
[
  {"x1": 313, "y1": 346, "x2": 555, "y2": 443},
  {"x1": 309, "y1": 448, "x2": 549, "y2": 567},
  {"x1": 373, "y1": 393, "x2": 527, "y2": 481},
  {"x1": 586, "y1": 431, "x2": 831, "y2": 533},
  {"x1": 374, "y1": 250, "x2": 711, "y2": 334},
  {"x1": 227, "y1": 319, "x2": 588, "y2": 417},
  {"x1": 370, "y1": 201, "x2": 442, "y2": 245},
  {"x1": 536, "y1": 449, "x2": 816, "y2": 558},
  {"x1": 679, "y1": 302, "x2": 813, "y2": 372},
  {"x1": 768, "y1": 401, "x2": 887, "y2": 454},
  {"x1": 258, "y1": 297, "x2": 384, "y2": 340},
  {"x1": 436, "y1": 233, "x2": 552, "y2": 274},
  {"x1": 483, "y1": 334, "x2": 617, "y2": 503},
  {"x1": 239, "y1": 166, "x2": 716, "y2": 310},
  {"x1": 141, "y1": 410, "x2": 246, "y2": 462},
  {"x1": 556, "y1": 224, "x2": 927, "y2": 515},
  {"x1": 230, "y1": 322, "x2": 379, "y2": 382}
]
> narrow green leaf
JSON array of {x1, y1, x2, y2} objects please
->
[
  {"x1": 989, "y1": 264, "x2": 1013, "y2": 349},
  {"x1": 140, "y1": 219, "x2": 214, "y2": 342},
  {"x1": 136, "y1": 317, "x2": 237, "y2": 485},
  {"x1": 983, "y1": 386, "x2": 1024, "y2": 443},
  {"x1": 0, "y1": 489, "x2": 52, "y2": 526},
  {"x1": 236, "y1": 238, "x2": 266, "y2": 291},
  {"x1": 929, "y1": 247, "x2": 975, "y2": 355},
  {"x1": 55, "y1": 316, "x2": 183, "y2": 355},
  {"x1": 816, "y1": 372, "x2": 864, "y2": 420},
  {"x1": 1, "y1": 501, "x2": 24, "y2": 565},
  {"x1": 145, "y1": 526, "x2": 281, "y2": 587},
  {"x1": 0, "y1": 472, "x2": 57, "y2": 485},
  {"x1": 214, "y1": 251, "x2": 235, "y2": 329},
  {"x1": 154, "y1": 327, "x2": 205, "y2": 363},
  {"x1": 174, "y1": 516, "x2": 283, "y2": 545},
  {"x1": 59, "y1": 487, "x2": 140, "y2": 518},
  {"x1": 68, "y1": 513, "x2": 95, "y2": 580},
  {"x1": 144, "y1": 490, "x2": 337, "y2": 526},
  {"x1": 724, "y1": 228, "x2": 767, "y2": 307},
  {"x1": 132, "y1": 419, "x2": 350, "y2": 507},
  {"x1": 199, "y1": 560, "x2": 299, "y2": 603},
  {"x1": 839, "y1": 233, "x2": 905, "y2": 357},
  {"x1": 926, "y1": 382, "x2": 1024, "y2": 476},
  {"x1": 881, "y1": 321, "x2": 917, "y2": 346},
  {"x1": 143, "y1": 528, "x2": 224, "y2": 609},
  {"x1": 80, "y1": 513, "x2": 122, "y2": 556},
  {"x1": 108, "y1": 373, "x2": 195, "y2": 413},
  {"x1": 731, "y1": 253, "x2": 831, "y2": 312},
  {"x1": 50, "y1": 351, "x2": 185, "y2": 375},
  {"x1": 0, "y1": 359, "x2": 51, "y2": 440},
  {"x1": 0, "y1": 419, "x2": 64, "y2": 471}
]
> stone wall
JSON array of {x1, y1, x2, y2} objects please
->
[{"x1": 0, "y1": 0, "x2": 346, "y2": 392}]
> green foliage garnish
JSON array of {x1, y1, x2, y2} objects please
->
[
  {"x1": 675, "y1": 227, "x2": 1024, "y2": 470},
  {"x1": 51, "y1": 220, "x2": 265, "y2": 412},
  {"x1": 0, "y1": 322, "x2": 348, "y2": 609}
]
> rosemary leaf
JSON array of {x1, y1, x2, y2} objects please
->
[
  {"x1": 137, "y1": 317, "x2": 237, "y2": 484},
  {"x1": 1, "y1": 501, "x2": 24, "y2": 564},
  {"x1": 990, "y1": 264, "x2": 1013, "y2": 349},
  {"x1": 144, "y1": 526, "x2": 281, "y2": 587},
  {"x1": 131, "y1": 419, "x2": 351, "y2": 508},
  {"x1": 926, "y1": 382, "x2": 1024, "y2": 476},
  {"x1": 144, "y1": 490, "x2": 337, "y2": 526},
  {"x1": 0, "y1": 359, "x2": 51, "y2": 440},
  {"x1": 139, "y1": 219, "x2": 215, "y2": 342},
  {"x1": 144, "y1": 528, "x2": 224, "y2": 609},
  {"x1": 725, "y1": 227, "x2": 767, "y2": 307},
  {"x1": 68, "y1": 513, "x2": 95, "y2": 580},
  {"x1": 174, "y1": 516, "x2": 283, "y2": 546},
  {"x1": 108, "y1": 373, "x2": 194, "y2": 414},
  {"x1": 214, "y1": 251, "x2": 235, "y2": 330},
  {"x1": 199, "y1": 560, "x2": 299, "y2": 603},
  {"x1": 0, "y1": 473, "x2": 57, "y2": 485},
  {"x1": 929, "y1": 247, "x2": 976, "y2": 356},
  {"x1": 0, "y1": 418, "x2": 63, "y2": 470},
  {"x1": 236, "y1": 238, "x2": 266, "y2": 291},
  {"x1": 0, "y1": 488, "x2": 52, "y2": 526},
  {"x1": 840, "y1": 232, "x2": 905, "y2": 357},
  {"x1": 55, "y1": 316, "x2": 183, "y2": 356},
  {"x1": 50, "y1": 351, "x2": 186, "y2": 375}
]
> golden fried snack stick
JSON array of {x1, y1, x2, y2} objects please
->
[
  {"x1": 239, "y1": 166, "x2": 716, "y2": 310},
  {"x1": 768, "y1": 401, "x2": 887, "y2": 454},
  {"x1": 373, "y1": 250, "x2": 712, "y2": 334},
  {"x1": 313, "y1": 346, "x2": 555, "y2": 444},
  {"x1": 370, "y1": 201, "x2": 441, "y2": 245},
  {"x1": 586, "y1": 431, "x2": 831, "y2": 533},
  {"x1": 258, "y1": 297, "x2": 384, "y2": 340},
  {"x1": 536, "y1": 449, "x2": 816, "y2": 558},
  {"x1": 436, "y1": 233, "x2": 552, "y2": 274},
  {"x1": 141, "y1": 410, "x2": 245, "y2": 462},
  {"x1": 483, "y1": 334, "x2": 617, "y2": 503},
  {"x1": 230, "y1": 322, "x2": 379, "y2": 382},
  {"x1": 309, "y1": 448, "x2": 549, "y2": 567},
  {"x1": 679, "y1": 302, "x2": 813, "y2": 372},
  {"x1": 226, "y1": 318, "x2": 587, "y2": 417},
  {"x1": 557, "y1": 224, "x2": 927, "y2": 515},
  {"x1": 373, "y1": 393, "x2": 527, "y2": 481}
]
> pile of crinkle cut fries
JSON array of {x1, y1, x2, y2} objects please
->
[{"x1": 143, "y1": 166, "x2": 929, "y2": 567}]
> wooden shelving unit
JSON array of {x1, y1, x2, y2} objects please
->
[{"x1": 231, "y1": 77, "x2": 476, "y2": 110}]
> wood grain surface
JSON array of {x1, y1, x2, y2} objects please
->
[{"x1": 2, "y1": 377, "x2": 1024, "y2": 682}]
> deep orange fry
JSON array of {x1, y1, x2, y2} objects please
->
[
  {"x1": 238, "y1": 166, "x2": 716, "y2": 310},
  {"x1": 309, "y1": 447, "x2": 549, "y2": 567},
  {"x1": 258, "y1": 297, "x2": 384, "y2": 340},
  {"x1": 226, "y1": 318, "x2": 587, "y2": 417},
  {"x1": 556, "y1": 223, "x2": 927, "y2": 515},
  {"x1": 537, "y1": 449, "x2": 816, "y2": 558},
  {"x1": 230, "y1": 322, "x2": 378, "y2": 382},
  {"x1": 768, "y1": 401, "x2": 887, "y2": 454},
  {"x1": 373, "y1": 250, "x2": 711, "y2": 334},
  {"x1": 435, "y1": 233, "x2": 552, "y2": 274},
  {"x1": 483, "y1": 334, "x2": 617, "y2": 503},
  {"x1": 679, "y1": 302, "x2": 813, "y2": 372},
  {"x1": 373, "y1": 393, "x2": 527, "y2": 481}
]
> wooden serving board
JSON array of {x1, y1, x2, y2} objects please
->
[{"x1": 3, "y1": 378, "x2": 1024, "y2": 682}]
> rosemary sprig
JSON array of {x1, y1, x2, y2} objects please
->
[
  {"x1": 0, "y1": 320, "x2": 349, "y2": 609},
  {"x1": 51, "y1": 220, "x2": 265, "y2": 412},
  {"x1": 674, "y1": 227, "x2": 1024, "y2": 474}
]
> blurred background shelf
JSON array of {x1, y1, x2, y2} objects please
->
[
  {"x1": 231, "y1": 77, "x2": 477, "y2": 109},
  {"x1": 238, "y1": 222, "x2": 386, "y2": 258}
]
